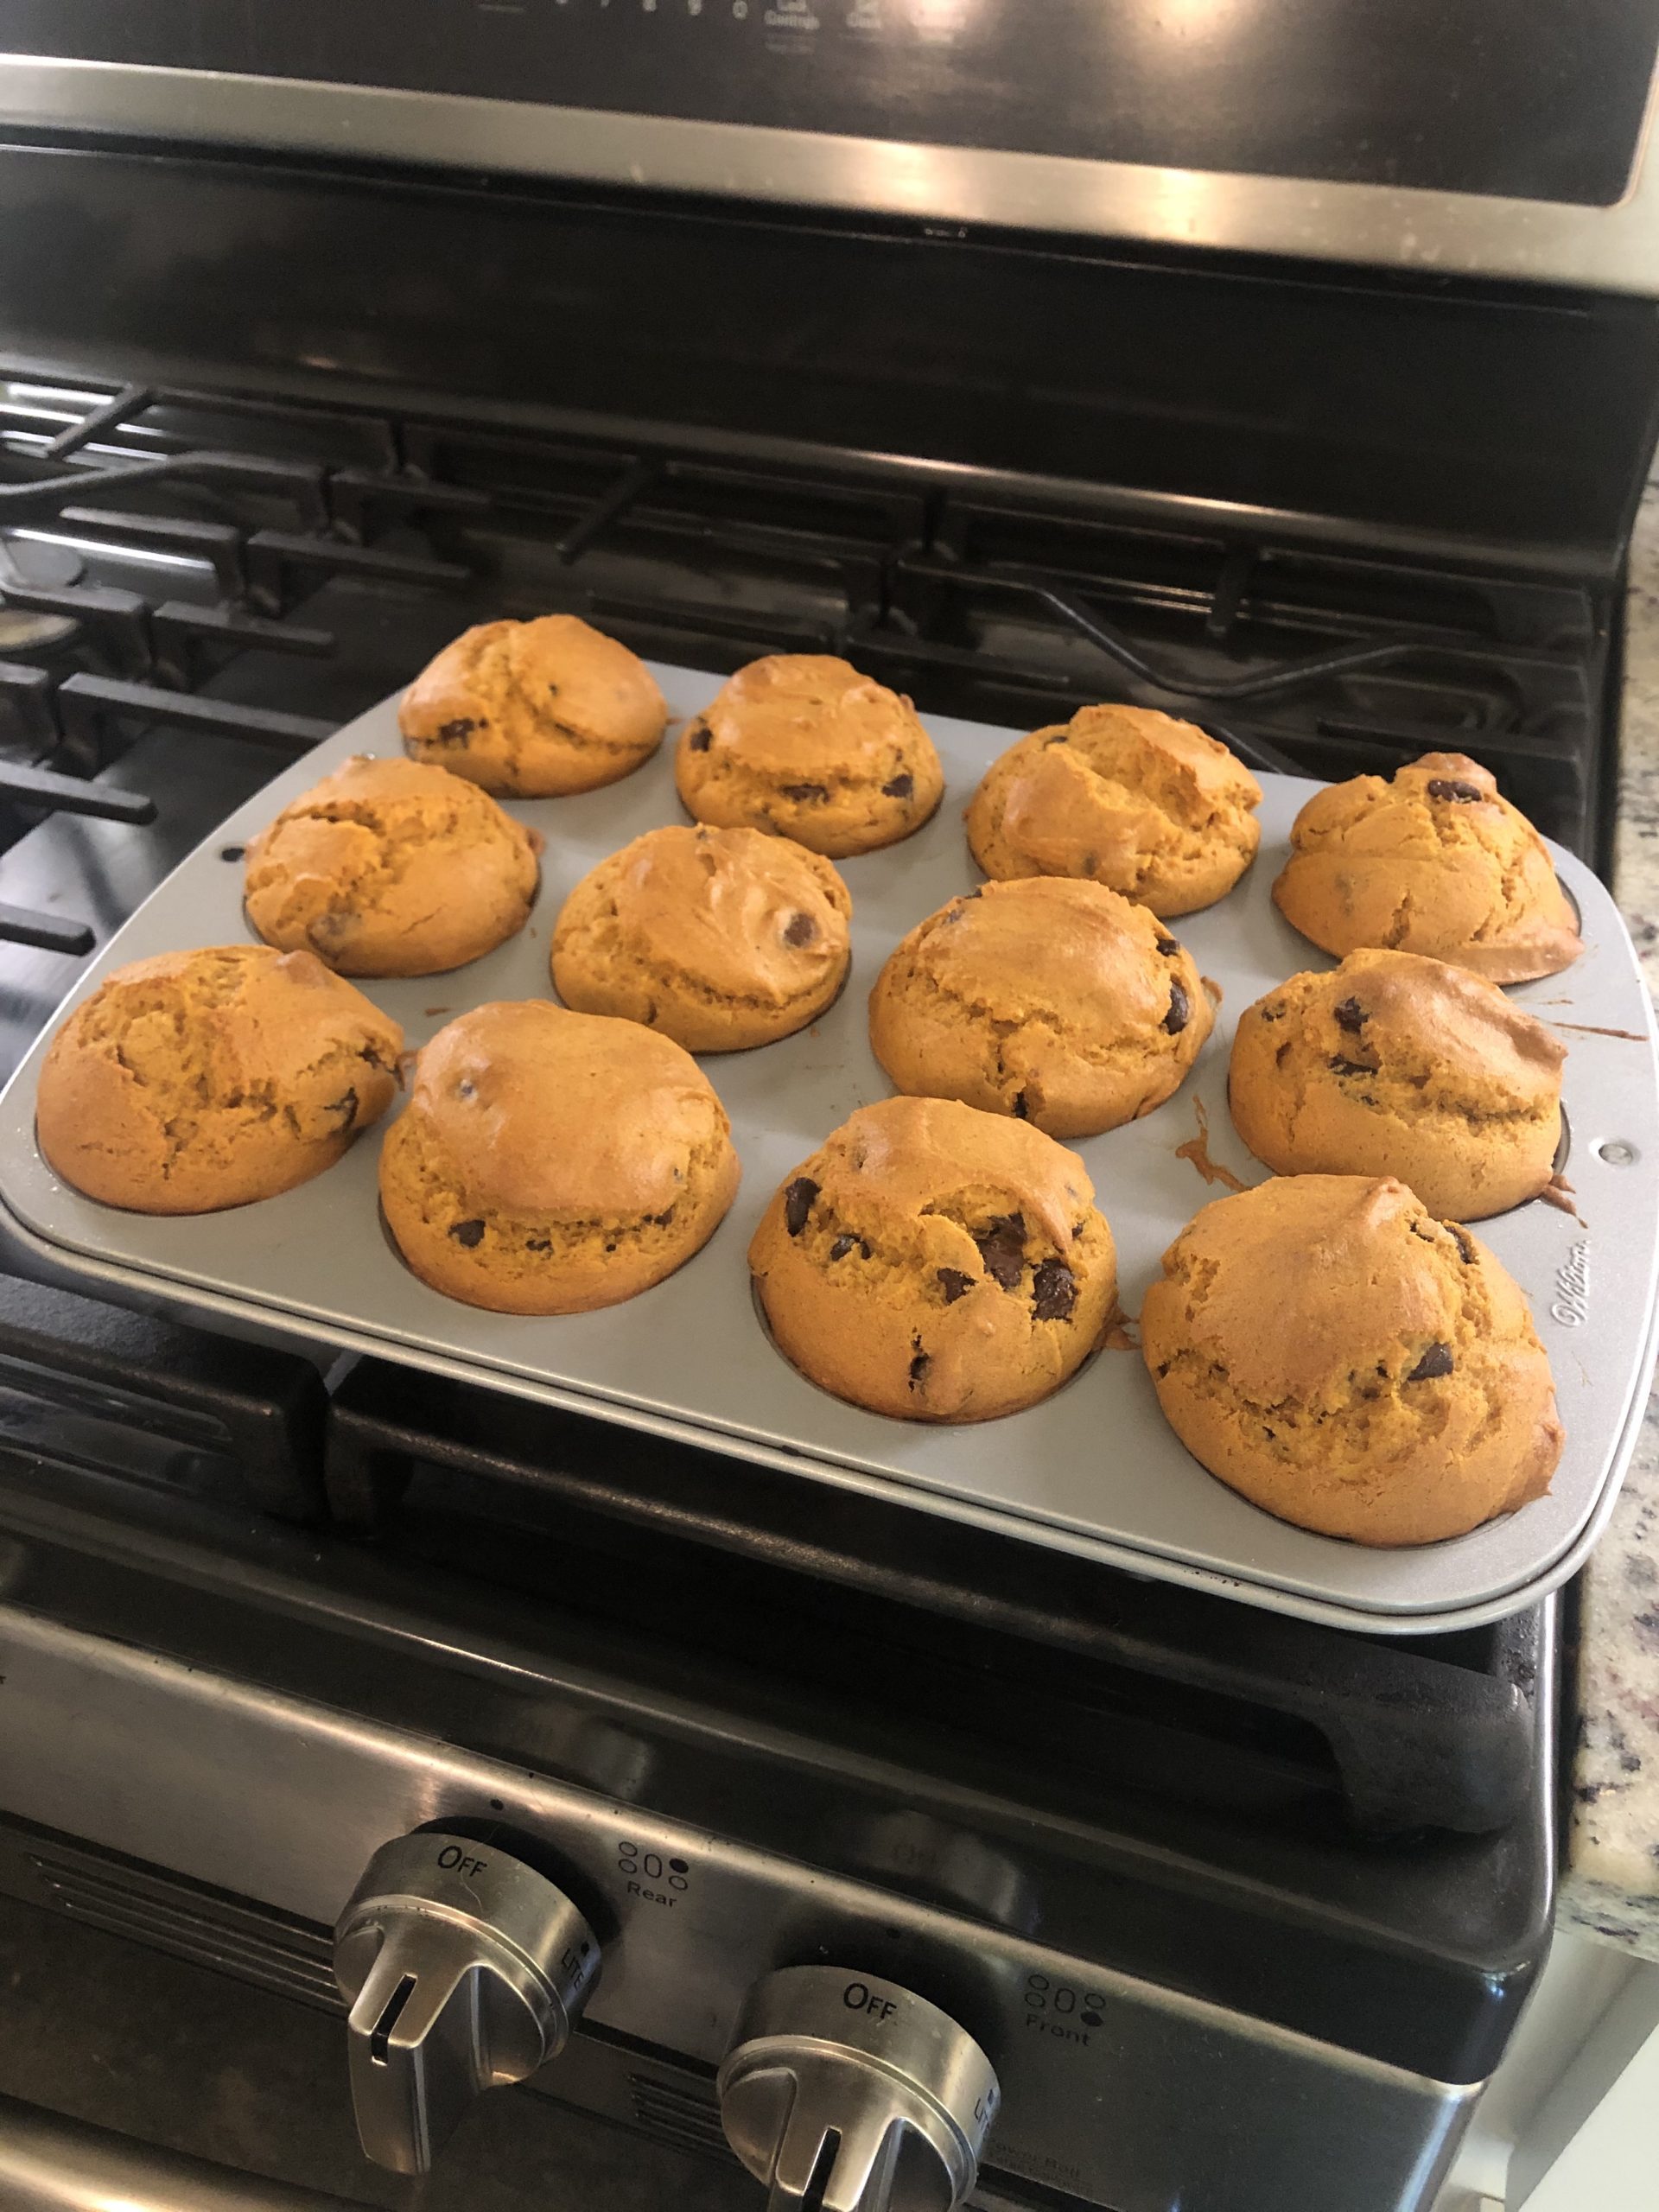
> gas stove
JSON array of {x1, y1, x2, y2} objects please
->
[
  {"x1": 0, "y1": 364, "x2": 1566, "y2": 2212},
  {"x1": 0, "y1": 16, "x2": 1655, "y2": 2204}
]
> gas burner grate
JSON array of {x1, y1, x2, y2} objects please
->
[
  {"x1": 0, "y1": 365, "x2": 1615, "y2": 963},
  {"x1": 325, "y1": 1357, "x2": 1541, "y2": 1840}
]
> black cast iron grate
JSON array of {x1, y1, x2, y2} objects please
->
[
  {"x1": 0, "y1": 366, "x2": 1614, "y2": 955},
  {"x1": 324, "y1": 1356, "x2": 1541, "y2": 1841}
]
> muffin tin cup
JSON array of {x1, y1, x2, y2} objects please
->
[{"x1": 2, "y1": 668, "x2": 1656, "y2": 1635}]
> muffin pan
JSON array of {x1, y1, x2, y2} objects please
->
[{"x1": 3, "y1": 664, "x2": 1656, "y2": 1634}]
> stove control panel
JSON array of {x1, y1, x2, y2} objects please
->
[
  {"x1": 718, "y1": 1965, "x2": 999, "y2": 2212},
  {"x1": 333, "y1": 1827, "x2": 600, "y2": 2175}
]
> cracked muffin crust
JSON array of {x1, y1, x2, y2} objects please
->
[
  {"x1": 1229, "y1": 949, "x2": 1566, "y2": 1221},
  {"x1": 1271, "y1": 751, "x2": 1584, "y2": 981},
  {"x1": 869, "y1": 878, "x2": 1212, "y2": 1137},
  {"x1": 245, "y1": 754, "x2": 542, "y2": 976},
  {"x1": 749, "y1": 1095, "x2": 1116, "y2": 1422},
  {"x1": 551, "y1": 823, "x2": 852, "y2": 1052},
  {"x1": 36, "y1": 944, "x2": 402, "y2": 1213},
  {"x1": 379, "y1": 1001, "x2": 740, "y2": 1314},
  {"x1": 1141, "y1": 1174, "x2": 1561, "y2": 1545},
  {"x1": 964, "y1": 704, "x2": 1262, "y2": 917},
  {"x1": 674, "y1": 654, "x2": 944, "y2": 857},
  {"x1": 399, "y1": 614, "x2": 667, "y2": 797}
]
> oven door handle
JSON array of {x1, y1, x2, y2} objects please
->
[{"x1": 0, "y1": 2090, "x2": 371, "y2": 2211}]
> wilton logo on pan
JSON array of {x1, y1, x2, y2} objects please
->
[{"x1": 1551, "y1": 1240, "x2": 1591, "y2": 1327}]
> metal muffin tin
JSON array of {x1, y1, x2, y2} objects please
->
[{"x1": 3, "y1": 664, "x2": 1656, "y2": 1634}]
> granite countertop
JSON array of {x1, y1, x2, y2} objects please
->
[{"x1": 1559, "y1": 475, "x2": 1659, "y2": 1958}]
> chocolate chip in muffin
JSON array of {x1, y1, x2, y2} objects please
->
[
  {"x1": 784, "y1": 1177, "x2": 819, "y2": 1236},
  {"x1": 974, "y1": 1213, "x2": 1027, "y2": 1290},
  {"x1": 830, "y1": 1233, "x2": 872, "y2": 1261},
  {"x1": 687, "y1": 721, "x2": 712, "y2": 753},
  {"x1": 780, "y1": 782, "x2": 829, "y2": 804},
  {"x1": 1012, "y1": 1090, "x2": 1032, "y2": 1121},
  {"x1": 1155, "y1": 933, "x2": 1179, "y2": 957},
  {"x1": 881, "y1": 772, "x2": 914, "y2": 799},
  {"x1": 449, "y1": 1218, "x2": 486, "y2": 1248},
  {"x1": 1031, "y1": 1258, "x2": 1077, "y2": 1322},
  {"x1": 436, "y1": 719, "x2": 476, "y2": 745},
  {"x1": 1408, "y1": 1341, "x2": 1455, "y2": 1381},
  {"x1": 652, "y1": 1208, "x2": 677, "y2": 1228},
  {"x1": 1329, "y1": 1057, "x2": 1375, "y2": 1077},
  {"x1": 908, "y1": 1338, "x2": 931, "y2": 1389},
  {"x1": 1333, "y1": 996, "x2": 1367, "y2": 1033},
  {"x1": 938, "y1": 1268, "x2": 974, "y2": 1303},
  {"x1": 1163, "y1": 982, "x2": 1191, "y2": 1035},
  {"x1": 1426, "y1": 778, "x2": 1484, "y2": 803},
  {"x1": 1451, "y1": 1225, "x2": 1478, "y2": 1264},
  {"x1": 782, "y1": 912, "x2": 817, "y2": 948},
  {"x1": 307, "y1": 908, "x2": 357, "y2": 948}
]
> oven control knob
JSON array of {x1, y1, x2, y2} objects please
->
[
  {"x1": 718, "y1": 1967, "x2": 1000, "y2": 2212},
  {"x1": 334, "y1": 1828, "x2": 599, "y2": 2176}
]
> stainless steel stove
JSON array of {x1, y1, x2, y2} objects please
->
[{"x1": 0, "y1": 11, "x2": 1656, "y2": 2209}]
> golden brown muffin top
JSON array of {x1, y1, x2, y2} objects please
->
[
  {"x1": 887, "y1": 877, "x2": 1201, "y2": 1044},
  {"x1": 39, "y1": 945, "x2": 403, "y2": 1209},
  {"x1": 791, "y1": 1094, "x2": 1094, "y2": 1257},
  {"x1": 1277, "y1": 751, "x2": 1583, "y2": 980},
  {"x1": 569, "y1": 825, "x2": 850, "y2": 1006},
  {"x1": 1240, "y1": 949, "x2": 1565, "y2": 1122},
  {"x1": 686, "y1": 654, "x2": 928, "y2": 783},
  {"x1": 54, "y1": 944, "x2": 400, "y2": 1117},
  {"x1": 991, "y1": 705, "x2": 1262, "y2": 876},
  {"x1": 403, "y1": 614, "x2": 666, "y2": 754},
  {"x1": 1153, "y1": 1173, "x2": 1534, "y2": 1414},
  {"x1": 406, "y1": 1001, "x2": 729, "y2": 1220},
  {"x1": 245, "y1": 754, "x2": 540, "y2": 965}
]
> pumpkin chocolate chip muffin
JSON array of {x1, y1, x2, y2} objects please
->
[
  {"x1": 551, "y1": 823, "x2": 852, "y2": 1052},
  {"x1": 750, "y1": 1095, "x2": 1116, "y2": 1423},
  {"x1": 964, "y1": 704, "x2": 1262, "y2": 916},
  {"x1": 869, "y1": 876, "x2": 1211, "y2": 1137},
  {"x1": 379, "y1": 1001, "x2": 739, "y2": 1314},
  {"x1": 36, "y1": 944, "x2": 402, "y2": 1213},
  {"x1": 1229, "y1": 949, "x2": 1566, "y2": 1220},
  {"x1": 1141, "y1": 1174, "x2": 1562, "y2": 1546},
  {"x1": 245, "y1": 753, "x2": 541, "y2": 976},
  {"x1": 400, "y1": 614, "x2": 667, "y2": 797},
  {"x1": 675, "y1": 654, "x2": 944, "y2": 857},
  {"x1": 1271, "y1": 752, "x2": 1583, "y2": 982}
]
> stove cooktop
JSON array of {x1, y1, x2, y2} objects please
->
[
  {"x1": 0, "y1": 363, "x2": 1624, "y2": 1074},
  {"x1": 0, "y1": 368, "x2": 1564, "y2": 2187}
]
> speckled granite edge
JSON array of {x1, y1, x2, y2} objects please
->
[{"x1": 1560, "y1": 477, "x2": 1659, "y2": 1961}]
